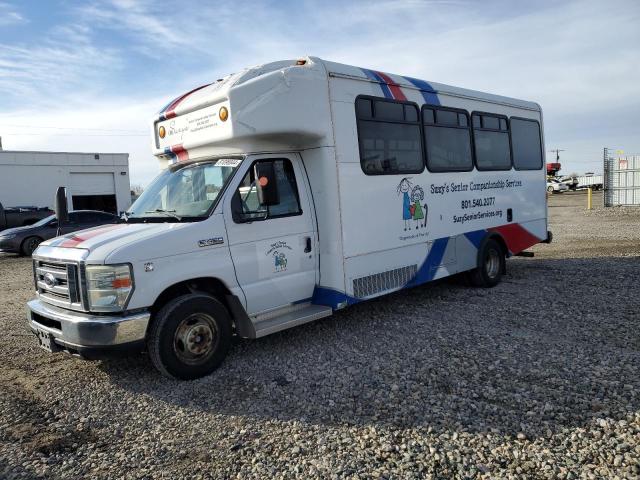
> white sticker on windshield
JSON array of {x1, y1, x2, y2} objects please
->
[{"x1": 214, "y1": 159, "x2": 242, "y2": 167}]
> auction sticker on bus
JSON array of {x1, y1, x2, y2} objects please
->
[{"x1": 215, "y1": 159, "x2": 242, "y2": 167}]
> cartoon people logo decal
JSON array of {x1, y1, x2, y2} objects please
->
[
  {"x1": 397, "y1": 178, "x2": 428, "y2": 231},
  {"x1": 266, "y1": 240, "x2": 292, "y2": 273},
  {"x1": 273, "y1": 251, "x2": 287, "y2": 272}
]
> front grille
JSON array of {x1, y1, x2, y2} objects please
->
[{"x1": 34, "y1": 259, "x2": 84, "y2": 310}]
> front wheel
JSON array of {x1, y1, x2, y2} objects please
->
[
  {"x1": 547, "y1": 186, "x2": 554, "y2": 193},
  {"x1": 21, "y1": 236, "x2": 42, "y2": 256},
  {"x1": 467, "y1": 239, "x2": 505, "y2": 288},
  {"x1": 147, "y1": 293, "x2": 232, "y2": 380}
]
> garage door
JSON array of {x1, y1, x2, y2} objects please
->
[{"x1": 70, "y1": 173, "x2": 115, "y2": 195}]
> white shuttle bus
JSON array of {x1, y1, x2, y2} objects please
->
[{"x1": 27, "y1": 57, "x2": 550, "y2": 379}]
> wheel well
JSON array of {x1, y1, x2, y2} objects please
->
[
  {"x1": 150, "y1": 277, "x2": 232, "y2": 316},
  {"x1": 487, "y1": 233, "x2": 508, "y2": 258},
  {"x1": 21, "y1": 235, "x2": 43, "y2": 247}
]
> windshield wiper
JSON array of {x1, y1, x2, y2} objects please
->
[{"x1": 144, "y1": 209, "x2": 183, "y2": 221}]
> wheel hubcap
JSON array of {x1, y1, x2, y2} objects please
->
[
  {"x1": 485, "y1": 249, "x2": 500, "y2": 279},
  {"x1": 174, "y1": 313, "x2": 218, "y2": 365}
]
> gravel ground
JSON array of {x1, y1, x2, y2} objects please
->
[{"x1": 1, "y1": 190, "x2": 639, "y2": 479}]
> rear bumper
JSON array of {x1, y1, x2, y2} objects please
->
[{"x1": 27, "y1": 298, "x2": 150, "y2": 356}]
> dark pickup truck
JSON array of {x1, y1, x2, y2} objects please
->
[{"x1": 0, "y1": 202, "x2": 53, "y2": 232}]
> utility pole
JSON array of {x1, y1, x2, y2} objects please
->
[{"x1": 548, "y1": 149, "x2": 565, "y2": 162}]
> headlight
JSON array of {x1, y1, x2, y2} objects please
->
[{"x1": 85, "y1": 264, "x2": 133, "y2": 312}]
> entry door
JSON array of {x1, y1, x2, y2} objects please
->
[{"x1": 224, "y1": 155, "x2": 317, "y2": 315}]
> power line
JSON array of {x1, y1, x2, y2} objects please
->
[
  {"x1": 0, "y1": 124, "x2": 147, "y2": 133},
  {"x1": 1, "y1": 132, "x2": 147, "y2": 137},
  {"x1": 547, "y1": 149, "x2": 565, "y2": 161}
]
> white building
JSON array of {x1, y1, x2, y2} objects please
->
[{"x1": 0, "y1": 150, "x2": 131, "y2": 214}]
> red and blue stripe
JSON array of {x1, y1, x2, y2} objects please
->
[
  {"x1": 164, "y1": 144, "x2": 189, "y2": 163},
  {"x1": 158, "y1": 83, "x2": 212, "y2": 121},
  {"x1": 312, "y1": 224, "x2": 541, "y2": 310},
  {"x1": 361, "y1": 68, "x2": 440, "y2": 105}
]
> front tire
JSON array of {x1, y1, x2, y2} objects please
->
[
  {"x1": 468, "y1": 239, "x2": 505, "y2": 288},
  {"x1": 547, "y1": 186, "x2": 554, "y2": 193},
  {"x1": 21, "y1": 236, "x2": 42, "y2": 256},
  {"x1": 147, "y1": 294, "x2": 232, "y2": 380}
]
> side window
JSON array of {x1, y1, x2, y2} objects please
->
[
  {"x1": 510, "y1": 118, "x2": 543, "y2": 170},
  {"x1": 356, "y1": 96, "x2": 423, "y2": 175},
  {"x1": 96, "y1": 212, "x2": 116, "y2": 222},
  {"x1": 232, "y1": 159, "x2": 302, "y2": 223},
  {"x1": 76, "y1": 212, "x2": 92, "y2": 223},
  {"x1": 85, "y1": 212, "x2": 106, "y2": 223},
  {"x1": 472, "y1": 112, "x2": 512, "y2": 170},
  {"x1": 423, "y1": 106, "x2": 473, "y2": 172}
]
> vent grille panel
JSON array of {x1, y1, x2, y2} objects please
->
[{"x1": 353, "y1": 265, "x2": 417, "y2": 299}]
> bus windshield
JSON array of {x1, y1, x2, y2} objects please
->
[{"x1": 126, "y1": 159, "x2": 241, "y2": 221}]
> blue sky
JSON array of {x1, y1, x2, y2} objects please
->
[{"x1": 1, "y1": 0, "x2": 639, "y2": 185}]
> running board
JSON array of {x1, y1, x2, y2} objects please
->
[{"x1": 253, "y1": 304, "x2": 333, "y2": 338}]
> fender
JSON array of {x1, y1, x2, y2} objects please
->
[{"x1": 149, "y1": 277, "x2": 255, "y2": 338}]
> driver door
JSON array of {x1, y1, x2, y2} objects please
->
[{"x1": 223, "y1": 154, "x2": 318, "y2": 316}]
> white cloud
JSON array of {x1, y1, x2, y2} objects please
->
[
  {"x1": 2, "y1": 96, "x2": 164, "y2": 183},
  {"x1": 0, "y1": 2, "x2": 26, "y2": 26},
  {"x1": 0, "y1": 24, "x2": 121, "y2": 109},
  {"x1": 1, "y1": 0, "x2": 639, "y2": 182}
]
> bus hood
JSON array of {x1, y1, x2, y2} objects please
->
[
  {"x1": 37, "y1": 216, "x2": 227, "y2": 264},
  {"x1": 40, "y1": 223, "x2": 189, "y2": 260}
]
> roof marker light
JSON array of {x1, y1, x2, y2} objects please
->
[{"x1": 296, "y1": 59, "x2": 307, "y2": 66}]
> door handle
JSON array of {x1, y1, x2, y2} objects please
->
[{"x1": 304, "y1": 237, "x2": 312, "y2": 253}]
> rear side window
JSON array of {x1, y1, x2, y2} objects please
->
[
  {"x1": 472, "y1": 113, "x2": 512, "y2": 170},
  {"x1": 356, "y1": 96, "x2": 423, "y2": 175},
  {"x1": 423, "y1": 107, "x2": 473, "y2": 172},
  {"x1": 510, "y1": 118, "x2": 543, "y2": 170}
]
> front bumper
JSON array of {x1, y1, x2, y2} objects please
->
[
  {"x1": 27, "y1": 298, "x2": 150, "y2": 356},
  {"x1": 0, "y1": 238, "x2": 20, "y2": 253}
]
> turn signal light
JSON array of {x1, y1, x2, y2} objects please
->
[
  {"x1": 112, "y1": 278, "x2": 132, "y2": 289},
  {"x1": 158, "y1": 126, "x2": 166, "y2": 138},
  {"x1": 219, "y1": 106, "x2": 228, "y2": 121}
]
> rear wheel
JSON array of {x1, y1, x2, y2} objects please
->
[
  {"x1": 468, "y1": 239, "x2": 505, "y2": 288},
  {"x1": 21, "y1": 236, "x2": 42, "y2": 256},
  {"x1": 547, "y1": 186, "x2": 554, "y2": 193},
  {"x1": 147, "y1": 293, "x2": 232, "y2": 380}
]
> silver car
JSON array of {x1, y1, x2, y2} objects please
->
[{"x1": 546, "y1": 179, "x2": 569, "y2": 193}]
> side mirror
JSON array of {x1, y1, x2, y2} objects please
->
[
  {"x1": 54, "y1": 187, "x2": 69, "y2": 224},
  {"x1": 254, "y1": 162, "x2": 279, "y2": 206}
]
